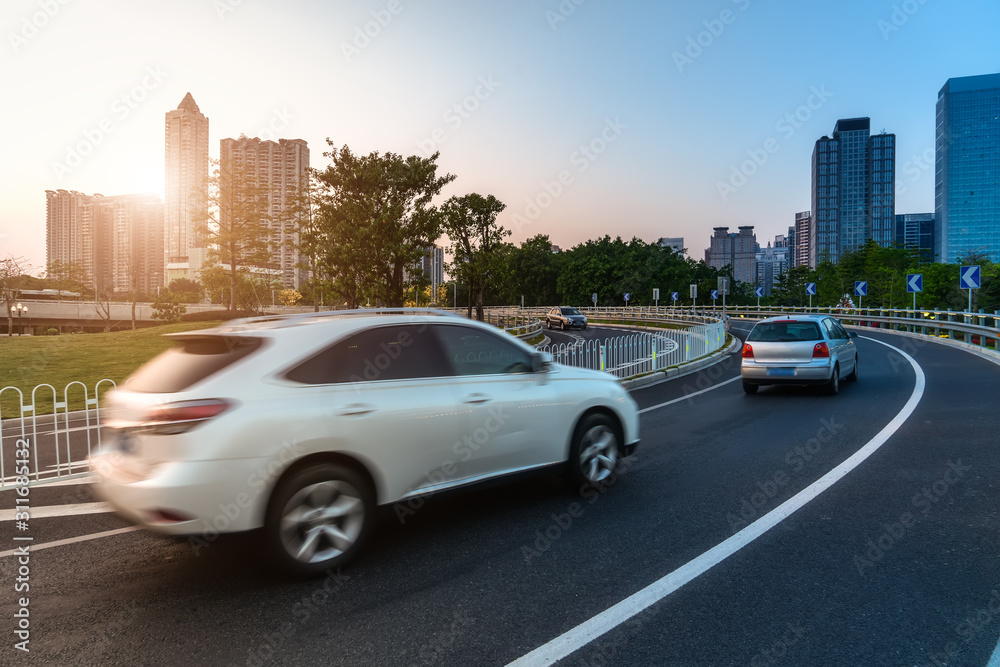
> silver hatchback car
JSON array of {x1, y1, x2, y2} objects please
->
[{"x1": 740, "y1": 314, "x2": 859, "y2": 395}]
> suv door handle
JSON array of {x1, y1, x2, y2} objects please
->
[
  {"x1": 463, "y1": 393, "x2": 492, "y2": 405},
  {"x1": 338, "y1": 403, "x2": 375, "y2": 416}
]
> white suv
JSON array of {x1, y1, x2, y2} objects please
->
[{"x1": 91, "y1": 309, "x2": 640, "y2": 575}]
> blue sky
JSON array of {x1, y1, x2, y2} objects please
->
[{"x1": 2, "y1": 0, "x2": 998, "y2": 272}]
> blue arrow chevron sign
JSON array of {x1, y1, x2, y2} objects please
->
[
  {"x1": 906, "y1": 274, "x2": 922, "y2": 293},
  {"x1": 754, "y1": 287, "x2": 764, "y2": 297},
  {"x1": 855, "y1": 281, "x2": 868, "y2": 296},
  {"x1": 960, "y1": 265, "x2": 981, "y2": 289},
  {"x1": 806, "y1": 283, "x2": 817, "y2": 296}
]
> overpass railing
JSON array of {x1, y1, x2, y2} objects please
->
[{"x1": 717, "y1": 305, "x2": 1000, "y2": 354}]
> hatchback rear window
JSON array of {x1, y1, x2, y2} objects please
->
[
  {"x1": 126, "y1": 336, "x2": 263, "y2": 393},
  {"x1": 747, "y1": 322, "x2": 822, "y2": 342}
]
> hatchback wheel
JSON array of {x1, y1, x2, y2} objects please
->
[
  {"x1": 846, "y1": 355, "x2": 859, "y2": 382},
  {"x1": 825, "y1": 364, "x2": 840, "y2": 395},
  {"x1": 569, "y1": 414, "x2": 620, "y2": 488},
  {"x1": 742, "y1": 381, "x2": 758, "y2": 395},
  {"x1": 266, "y1": 464, "x2": 373, "y2": 576}
]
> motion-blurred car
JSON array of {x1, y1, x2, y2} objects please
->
[
  {"x1": 740, "y1": 314, "x2": 858, "y2": 395},
  {"x1": 546, "y1": 306, "x2": 588, "y2": 330},
  {"x1": 90, "y1": 309, "x2": 639, "y2": 575}
]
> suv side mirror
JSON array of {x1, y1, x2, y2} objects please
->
[{"x1": 531, "y1": 351, "x2": 554, "y2": 372}]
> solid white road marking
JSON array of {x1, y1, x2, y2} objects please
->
[
  {"x1": 0, "y1": 526, "x2": 141, "y2": 558},
  {"x1": 507, "y1": 337, "x2": 924, "y2": 666},
  {"x1": 0, "y1": 502, "x2": 111, "y2": 521},
  {"x1": 638, "y1": 376, "x2": 740, "y2": 414}
]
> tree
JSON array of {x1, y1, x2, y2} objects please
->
[
  {"x1": 151, "y1": 293, "x2": 186, "y2": 323},
  {"x1": 45, "y1": 259, "x2": 90, "y2": 297},
  {"x1": 441, "y1": 193, "x2": 510, "y2": 321},
  {"x1": 168, "y1": 278, "x2": 204, "y2": 303},
  {"x1": 311, "y1": 143, "x2": 455, "y2": 308},
  {"x1": 1, "y1": 255, "x2": 32, "y2": 336},
  {"x1": 200, "y1": 157, "x2": 273, "y2": 311}
]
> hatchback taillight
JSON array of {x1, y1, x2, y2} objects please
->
[
  {"x1": 812, "y1": 342, "x2": 830, "y2": 358},
  {"x1": 742, "y1": 343, "x2": 754, "y2": 358},
  {"x1": 143, "y1": 399, "x2": 232, "y2": 435}
]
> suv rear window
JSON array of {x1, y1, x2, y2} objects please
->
[
  {"x1": 747, "y1": 321, "x2": 822, "y2": 342},
  {"x1": 126, "y1": 336, "x2": 263, "y2": 393}
]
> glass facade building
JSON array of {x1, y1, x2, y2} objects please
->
[
  {"x1": 894, "y1": 213, "x2": 935, "y2": 263},
  {"x1": 810, "y1": 118, "x2": 895, "y2": 265},
  {"x1": 935, "y1": 73, "x2": 1000, "y2": 264}
]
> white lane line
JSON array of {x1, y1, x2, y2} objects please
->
[
  {"x1": 0, "y1": 502, "x2": 111, "y2": 521},
  {"x1": 638, "y1": 376, "x2": 740, "y2": 414},
  {"x1": 507, "y1": 337, "x2": 924, "y2": 667},
  {"x1": 988, "y1": 635, "x2": 1000, "y2": 667},
  {"x1": 0, "y1": 526, "x2": 141, "y2": 558}
]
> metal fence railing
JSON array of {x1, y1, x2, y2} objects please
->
[
  {"x1": 0, "y1": 380, "x2": 114, "y2": 490},
  {"x1": 536, "y1": 319, "x2": 727, "y2": 379}
]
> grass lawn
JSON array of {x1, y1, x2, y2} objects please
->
[{"x1": 0, "y1": 321, "x2": 221, "y2": 418}]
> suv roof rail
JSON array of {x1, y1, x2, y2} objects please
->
[{"x1": 223, "y1": 307, "x2": 465, "y2": 330}]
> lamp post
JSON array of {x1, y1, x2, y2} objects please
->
[{"x1": 11, "y1": 302, "x2": 26, "y2": 336}]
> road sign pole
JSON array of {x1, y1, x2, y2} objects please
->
[
  {"x1": 969, "y1": 288, "x2": 973, "y2": 315},
  {"x1": 809, "y1": 295, "x2": 812, "y2": 309},
  {"x1": 913, "y1": 291, "x2": 916, "y2": 312}
]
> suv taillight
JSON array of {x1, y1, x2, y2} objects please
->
[
  {"x1": 742, "y1": 343, "x2": 754, "y2": 358},
  {"x1": 143, "y1": 399, "x2": 232, "y2": 435},
  {"x1": 812, "y1": 342, "x2": 830, "y2": 358}
]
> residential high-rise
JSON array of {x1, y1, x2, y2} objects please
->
[
  {"x1": 811, "y1": 118, "x2": 895, "y2": 264},
  {"x1": 706, "y1": 226, "x2": 757, "y2": 283},
  {"x1": 45, "y1": 190, "x2": 164, "y2": 293},
  {"x1": 935, "y1": 72, "x2": 1000, "y2": 263},
  {"x1": 755, "y1": 241, "x2": 789, "y2": 296},
  {"x1": 219, "y1": 136, "x2": 310, "y2": 288},
  {"x1": 794, "y1": 211, "x2": 812, "y2": 267},
  {"x1": 164, "y1": 93, "x2": 209, "y2": 280},
  {"x1": 895, "y1": 213, "x2": 935, "y2": 263},
  {"x1": 417, "y1": 245, "x2": 445, "y2": 302}
]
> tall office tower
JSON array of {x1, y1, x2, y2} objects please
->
[
  {"x1": 164, "y1": 93, "x2": 209, "y2": 280},
  {"x1": 45, "y1": 189, "x2": 92, "y2": 274},
  {"x1": 812, "y1": 118, "x2": 895, "y2": 264},
  {"x1": 895, "y1": 213, "x2": 935, "y2": 263},
  {"x1": 219, "y1": 137, "x2": 310, "y2": 288},
  {"x1": 706, "y1": 226, "x2": 758, "y2": 283},
  {"x1": 935, "y1": 73, "x2": 1000, "y2": 263},
  {"x1": 794, "y1": 211, "x2": 812, "y2": 267}
]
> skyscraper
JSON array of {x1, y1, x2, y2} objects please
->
[
  {"x1": 811, "y1": 118, "x2": 895, "y2": 264},
  {"x1": 706, "y1": 226, "x2": 757, "y2": 283},
  {"x1": 794, "y1": 211, "x2": 812, "y2": 267},
  {"x1": 895, "y1": 213, "x2": 935, "y2": 263},
  {"x1": 45, "y1": 190, "x2": 164, "y2": 293},
  {"x1": 164, "y1": 93, "x2": 209, "y2": 280},
  {"x1": 935, "y1": 72, "x2": 1000, "y2": 263},
  {"x1": 219, "y1": 136, "x2": 310, "y2": 289}
]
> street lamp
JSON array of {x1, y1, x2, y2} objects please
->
[{"x1": 11, "y1": 302, "x2": 26, "y2": 336}]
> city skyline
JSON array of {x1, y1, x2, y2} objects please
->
[{"x1": 3, "y1": 0, "x2": 999, "y2": 274}]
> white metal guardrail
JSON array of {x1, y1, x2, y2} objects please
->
[{"x1": 0, "y1": 380, "x2": 115, "y2": 490}]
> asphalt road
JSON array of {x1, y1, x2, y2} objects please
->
[{"x1": 2, "y1": 326, "x2": 999, "y2": 666}]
